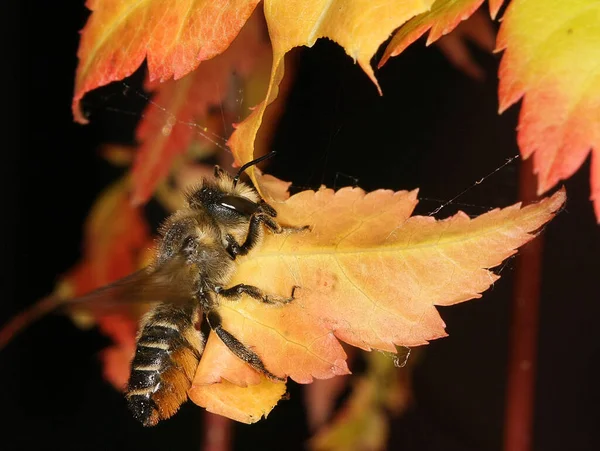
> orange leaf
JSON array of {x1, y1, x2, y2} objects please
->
[
  {"x1": 131, "y1": 12, "x2": 270, "y2": 205},
  {"x1": 378, "y1": 0, "x2": 503, "y2": 68},
  {"x1": 100, "y1": 341, "x2": 137, "y2": 392},
  {"x1": 309, "y1": 351, "x2": 414, "y2": 451},
  {"x1": 190, "y1": 378, "x2": 286, "y2": 424},
  {"x1": 434, "y1": 15, "x2": 494, "y2": 81},
  {"x1": 97, "y1": 314, "x2": 138, "y2": 391},
  {"x1": 304, "y1": 352, "x2": 354, "y2": 431},
  {"x1": 99, "y1": 144, "x2": 136, "y2": 167},
  {"x1": 496, "y1": 0, "x2": 600, "y2": 221},
  {"x1": 59, "y1": 177, "x2": 152, "y2": 298},
  {"x1": 229, "y1": 0, "x2": 437, "y2": 184},
  {"x1": 72, "y1": 0, "x2": 261, "y2": 122},
  {"x1": 190, "y1": 332, "x2": 286, "y2": 424},
  {"x1": 311, "y1": 383, "x2": 387, "y2": 451},
  {"x1": 488, "y1": 0, "x2": 504, "y2": 19},
  {"x1": 186, "y1": 179, "x2": 564, "y2": 421},
  {"x1": 194, "y1": 332, "x2": 264, "y2": 387},
  {"x1": 202, "y1": 183, "x2": 565, "y2": 388},
  {"x1": 55, "y1": 176, "x2": 153, "y2": 391}
]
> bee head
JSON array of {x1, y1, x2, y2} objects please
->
[
  {"x1": 185, "y1": 166, "x2": 261, "y2": 226},
  {"x1": 186, "y1": 152, "x2": 277, "y2": 216}
]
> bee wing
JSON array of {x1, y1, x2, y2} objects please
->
[
  {"x1": 0, "y1": 256, "x2": 197, "y2": 350},
  {"x1": 66, "y1": 256, "x2": 196, "y2": 312}
]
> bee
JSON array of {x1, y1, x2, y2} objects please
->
[{"x1": 0, "y1": 153, "x2": 307, "y2": 426}]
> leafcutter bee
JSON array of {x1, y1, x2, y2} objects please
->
[{"x1": 1, "y1": 153, "x2": 308, "y2": 426}]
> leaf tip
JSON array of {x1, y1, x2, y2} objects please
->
[
  {"x1": 548, "y1": 186, "x2": 567, "y2": 214},
  {"x1": 489, "y1": 0, "x2": 507, "y2": 21},
  {"x1": 358, "y1": 60, "x2": 383, "y2": 96},
  {"x1": 377, "y1": 53, "x2": 390, "y2": 69},
  {"x1": 72, "y1": 97, "x2": 90, "y2": 125}
]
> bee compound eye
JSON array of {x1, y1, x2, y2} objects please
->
[{"x1": 219, "y1": 195, "x2": 259, "y2": 217}]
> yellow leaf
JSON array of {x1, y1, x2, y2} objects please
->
[
  {"x1": 73, "y1": 0, "x2": 261, "y2": 122},
  {"x1": 229, "y1": 0, "x2": 437, "y2": 187},
  {"x1": 197, "y1": 177, "x2": 565, "y2": 389},
  {"x1": 189, "y1": 333, "x2": 286, "y2": 423},
  {"x1": 378, "y1": 0, "x2": 501, "y2": 67},
  {"x1": 497, "y1": 0, "x2": 600, "y2": 221}
]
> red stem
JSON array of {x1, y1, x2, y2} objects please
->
[
  {"x1": 503, "y1": 158, "x2": 544, "y2": 451},
  {"x1": 202, "y1": 412, "x2": 233, "y2": 451}
]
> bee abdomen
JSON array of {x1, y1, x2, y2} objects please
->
[{"x1": 126, "y1": 304, "x2": 204, "y2": 427}]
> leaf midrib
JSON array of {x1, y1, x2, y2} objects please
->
[{"x1": 250, "y1": 205, "x2": 544, "y2": 259}]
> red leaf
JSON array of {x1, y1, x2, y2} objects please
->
[
  {"x1": 497, "y1": 0, "x2": 600, "y2": 221},
  {"x1": 131, "y1": 13, "x2": 270, "y2": 205},
  {"x1": 72, "y1": 0, "x2": 261, "y2": 122},
  {"x1": 378, "y1": 0, "x2": 503, "y2": 68}
]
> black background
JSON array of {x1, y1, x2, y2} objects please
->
[{"x1": 2, "y1": 2, "x2": 599, "y2": 451}]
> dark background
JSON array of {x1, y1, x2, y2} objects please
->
[{"x1": 2, "y1": 2, "x2": 599, "y2": 451}]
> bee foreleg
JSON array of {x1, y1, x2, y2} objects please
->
[
  {"x1": 225, "y1": 213, "x2": 279, "y2": 258},
  {"x1": 263, "y1": 218, "x2": 311, "y2": 235},
  {"x1": 258, "y1": 200, "x2": 277, "y2": 217},
  {"x1": 216, "y1": 284, "x2": 298, "y2": 305},
  {"x1": 226, "y1": 213, "x2": 309, "y2": 260},
  {"x1": 206, "y1": 310, "x2": 284, "y2": 382}
]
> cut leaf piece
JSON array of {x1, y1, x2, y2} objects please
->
[
  {"x1": 199, "y1": 178, "x2": 565, "y2": 388},
  {"x1": 229, "y1": 0, "x2": 437, "y2": 185},
  {"x1": 378, "y1": 0, "x2": 502, "y2": 68},
  {"x1": 497, "y1": 0, "x2": 600, "y2": 221},
  {"x1": 190, "y1": 378, "x2": 286, "y2": 424},
  {"x1": 73, "y1": 0, "x2": 260, "y2": 122},
  {"x1": 190, "y1": 332, "x2": 287, "y2": 423},
  {"x1": 131, "y1": 12, "x2": 270, "y2": 205}
]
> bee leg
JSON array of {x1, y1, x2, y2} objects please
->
[
  {"x1": 224, "y1": 212, "x2": 273, "y2": 258},
  {"x1": 258, "y1": 212, "x2": 311, "y2": 235},
  {"x1": 206, "y1": 310, "x2": 284, "y2": 382},
  {"x1": 258, "y1": 200, "x2": 277, "y2": 217},
  {"x1": 216, "y1": 284, "x2": 298, "y2": 305},
  {"x1": 224, "y1": 234, "x2": 244, "y2": 258},
  {"x1": 226, "y1": 213, "x2": 309, "y2": 259}
]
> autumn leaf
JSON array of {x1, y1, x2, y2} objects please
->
[
  {"x1": 312, "y1": 381, "x2": 387, "y2": 451},
  {"x1": 189, "y1": 174, "x2": 565, "y2": 421},
  {"x1": 496, "y1": 0, "x2": 600, "y2": 221},
  {"x1": 73, "y1": 1, "x2": 441, "y2": 188},
  {"x1": 72, "y1": 0, "x2": 261, "y2": 122},
  {"x1": 131, "y1": 12, "x2": 271, "y2": 205},
  {"x1": 55, "y1": 176, "x2": 150, "y2": 302},
  {"x1": 189, "y1": 333, "x2": 287, "y2": 424},
  {"x1": 304, "y1": 346, "x2": 356, "y2": 431},
  {"x1": 0, "y1": 172, "x2": 152, "y2": 351},
  {"x1": 228, "y1": 0, "x2": 437, "y2": 184},
  {"x1": 309, "y1": 350, "x2": 416, "y2": 451},
  {"x1": 56, "y1": 176, "x2": 154, "y2": 391},
  {"x1": 378, "y1": 0, "x2": 503, "y2": 68},
  {"x1": 97, "y1": 315, "x2": 139, "y2": 391},
  {"x1": 99, "y1": 144, "x2": 136, "y2": 167}
]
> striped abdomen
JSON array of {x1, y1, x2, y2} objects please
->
[{"x1": 126, "y1": 304, "x2": 205, "y2": 426}]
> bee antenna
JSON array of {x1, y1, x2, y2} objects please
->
[{"x1": 233, "y1": 151, "x2": 277, "y2": 186}]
